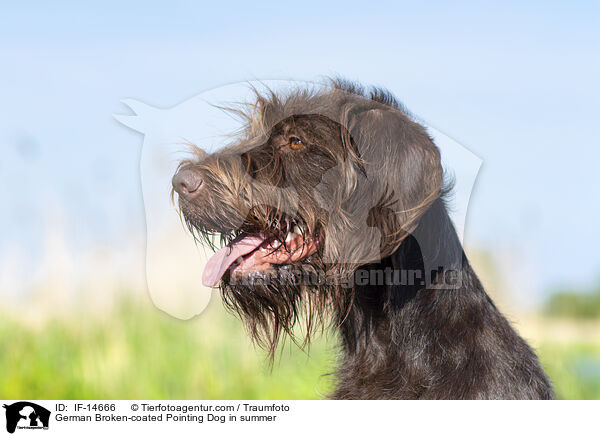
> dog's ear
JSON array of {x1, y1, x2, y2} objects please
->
[{"x1": 343, "y1": 105, "x2": 444, "y2": 259}]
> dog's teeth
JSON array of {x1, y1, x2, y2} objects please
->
[
  {"x1": 271, "y1": 240, "x2": 281, "y2": 248},
  {"x1": 285, "y1": 232, "x2": 294, "y2": 243},
  {"x1": 292, "y1": 225, "x2": 302, "y2": 236}
]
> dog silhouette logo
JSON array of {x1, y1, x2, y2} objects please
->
[{"x1": 3, "y1": 402, "x2": 50, "y2": 433}]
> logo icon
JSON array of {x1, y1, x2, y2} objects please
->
[{"x1": 3, "y1": 402, "x2": 50, "y2": 434}]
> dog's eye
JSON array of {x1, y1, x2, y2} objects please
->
[{"x1": 289, "y1": 137, "x2": 304, "y2": 150}]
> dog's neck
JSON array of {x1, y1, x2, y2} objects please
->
[{"x1": 334, "y1": 198, "x2": 488, "y2": 397}]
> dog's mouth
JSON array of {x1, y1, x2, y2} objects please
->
[{"x1": 202, "y1": 217, "x2": 319, "y2": 287}]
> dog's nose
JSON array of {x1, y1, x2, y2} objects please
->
[{"x1": 172, "y1": 167, "x2": 203, "y2": 198}]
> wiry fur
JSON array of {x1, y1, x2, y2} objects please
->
[{"x1": 173, "y1": 79, "x2": 554, "y2": 399}]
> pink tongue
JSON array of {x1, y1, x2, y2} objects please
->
[{"x1": 202, "y1": 235, "x2": 266, "y2": 287}]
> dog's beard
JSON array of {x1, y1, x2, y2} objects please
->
[{"x1": 221, "y1": 262, "x2": 328, "y2": 359}]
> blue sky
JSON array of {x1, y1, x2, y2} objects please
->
[{"x1": 1, "y1": 1, "x2": 599, "y2": 301}]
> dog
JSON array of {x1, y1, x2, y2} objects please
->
[{"x1": 172, "y1": 79, "x2": 553, "y2": 399}]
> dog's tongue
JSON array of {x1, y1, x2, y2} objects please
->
[{"x1": 202, "y1": 235, "x2": 266, "y2": 287}]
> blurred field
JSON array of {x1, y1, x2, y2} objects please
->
[
  {"x1": 538, "y1": 343, "x2": 600, "y2": 400},
  {"x1": 1, "y1": 294, "x2": 598, "y2": 400},
  {"x1": 0, "y1": 295, "x2": 336, "y2": 399}
]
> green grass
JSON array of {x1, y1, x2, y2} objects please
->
[
  {"x1": 538, "y1": 342, "x2": 600, "y2": 400},
  {"x1": 0, "y1": 296, "x2": 336, "y2": 399},
  {"x1": 1, "y1": 296, "x2": 598, "y2": 399}
]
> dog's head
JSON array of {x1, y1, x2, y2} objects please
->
[{"x1": 173, "y1": 80, "x2": 443, "y2": 354}]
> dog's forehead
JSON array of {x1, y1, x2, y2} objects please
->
[
  {"x1": 269, "y1": 117, "x2": 296, "y2": 136},
  {"x1": 243, "y1": 90, "x2": 348, "y2": 136},
  {"x1": 268, "y1": 114, "x2": 335, "y2": 136}
]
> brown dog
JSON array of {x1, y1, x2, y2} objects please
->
[{"x1": 173, "y1": 80, "x2": 553, "y2": 399}]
